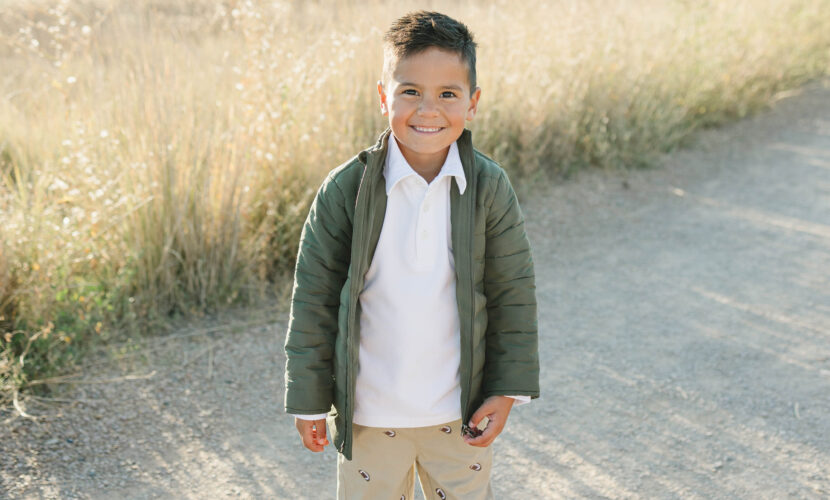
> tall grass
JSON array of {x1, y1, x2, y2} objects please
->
[{"x1": 1, "y1": 0, "x2": 829, "y2": 401}]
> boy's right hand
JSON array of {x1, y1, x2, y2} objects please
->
[{"x1": 295, "y1": 418, "x2": 330, "y2": 452}]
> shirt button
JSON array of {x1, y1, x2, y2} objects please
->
[
  {"x1": 421, "y1": 230, "x2": 429, "y2": 238},
  {"x1": 423, "y1": 203, "x2": 430, "y2": 212}
]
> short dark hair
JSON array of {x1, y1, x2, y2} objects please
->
[{"x1": 382, "y1": 11, "x2": 477, "y2": 93}]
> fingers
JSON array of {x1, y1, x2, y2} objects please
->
[
  {"x1": 468, "y1": 404, "x2": 489, "y2": 431},
  {"x1": 464, "y1": 396, "x2": 515, "y2": 447},
  {"x1": 313, "y1": 419, "x2": 329, "y2": 446},
  {"x1": 295, "y1": 418, "x2": 329, "y2": 452},
  {"x1": 464, "y1": 419, "x2": 501, "y2": 447}
]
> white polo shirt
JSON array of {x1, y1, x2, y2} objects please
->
[
  {"x1": 352, "y1": 135, "x2": 467, "y2": 427},
  {"x1": 294, "y1": 135, "x2": 527, "y2": 424}
]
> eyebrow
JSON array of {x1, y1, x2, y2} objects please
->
[{"x1": 398, "y1": 82, "x2": 465, "y2": 91}]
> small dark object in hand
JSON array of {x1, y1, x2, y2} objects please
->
[{"x1": 462, "y1": 424, "x2": 483, "y2": 439}]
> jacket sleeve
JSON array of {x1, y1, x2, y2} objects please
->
[
  {"x1": 482, "y1": 169, "x2": 540, "y2": 398},
  {"x1": 284, "y1": 175, "x2": 352, "y2": 415}
]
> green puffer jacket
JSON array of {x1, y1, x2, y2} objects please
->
[{"x1": 284, "y1": 128, "x2": 539, "y2": 460}]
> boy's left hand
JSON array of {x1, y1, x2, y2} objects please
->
[{"x1": 464, "y1": 395, "x2": 515, "y2": 447}]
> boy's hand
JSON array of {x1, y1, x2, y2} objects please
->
[
  {"x1": 464, "y1": 395, "x2": 515, "y2": 447},
  {"x1": 295, "y1": 418, "x2": 330, "y2": 452}
]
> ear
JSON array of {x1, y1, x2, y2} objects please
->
[
  {"x1": 377, "y1": 81, "x2": 389, "y2": 116},
  {"x1": 466, "y1": 87, "x2": 482, "y2": 121}
]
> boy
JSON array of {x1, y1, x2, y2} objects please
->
[{"x1": 284, "y1": 11, "x2": 539, "y2": 500}]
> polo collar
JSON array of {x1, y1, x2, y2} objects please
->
[{"x1": 384, "y1": 133, "x2": 467, "y2": 195}]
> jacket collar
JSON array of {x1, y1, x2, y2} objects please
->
[{"x1": 360, "y1": 128, "x2": 474, "y2": 196}]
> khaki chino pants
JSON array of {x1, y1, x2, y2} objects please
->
[{"x1": 337, "y1": 419, "x2": 494, "y2": 500}]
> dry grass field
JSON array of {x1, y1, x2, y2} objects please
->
[{"x1": 1, "y1": 0, "x2": 829, "y2": 401}]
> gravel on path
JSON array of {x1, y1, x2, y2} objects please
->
[{"x1": 2, "y1": 78, "x2": 829, "y2": 500}]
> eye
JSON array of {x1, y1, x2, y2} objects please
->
[
  {"x1": 441, "y1": 91, "x2": 457, "y2": 98},
  {"x1": 402, "y1": 89, "x2": 418, "y2": 96}
]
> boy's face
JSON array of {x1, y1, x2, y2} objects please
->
[{"x1": 378, "y1": 47, "x2": 481, "y2": 170}]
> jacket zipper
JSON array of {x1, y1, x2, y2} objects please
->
[
  {"x1": 343, "y1": 161, "x2": 369, "y2": 454},
  {"x1": 466, "y1": 156, "x2": 476, "y2": 427}
]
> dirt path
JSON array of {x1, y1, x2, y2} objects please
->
[{"x1": 3, "y1": 78, "x2": 830, "y2": 499}]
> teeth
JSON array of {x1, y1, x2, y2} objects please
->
[{"x1": 413, "y1": 126, "x2": 441, "y2": 132}]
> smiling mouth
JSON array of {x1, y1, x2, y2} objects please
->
[{"x1": 411, "y1": 126, "x2": 444, "y2": 133}]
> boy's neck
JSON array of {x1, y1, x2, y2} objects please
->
[{"x1": 395, "y1": 140, "x2": 450, "y2": 185}]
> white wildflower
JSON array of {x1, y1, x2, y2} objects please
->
[{"x1": 49, "y1": 178, "x2": 69, "y2": 191}]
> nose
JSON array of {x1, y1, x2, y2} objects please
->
[{"x1": 417, "y1": 95, "x2": 439, "y2": 117}]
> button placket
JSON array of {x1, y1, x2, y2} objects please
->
[{"x1": 414, "y1": 182, "x2": 430, "y2": 261}]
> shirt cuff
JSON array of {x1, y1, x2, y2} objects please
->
[
  {"x1": 506, "y1": 395, "x2": 531, "y2": 406},
  {"x1": 292, "y1": 413, "x2": 328, "y2": 421}
]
